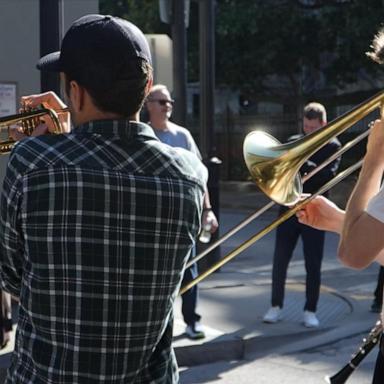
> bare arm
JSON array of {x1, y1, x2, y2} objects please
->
[
  {"x1": 297, "y1": 120, "x2": 384, "y2": 269},
  {"x1": 297, "y1": 195, "x2": 384, "y2": 268},
  {"x1": 202, "y1": 190, "x2": 218, "y2": 234},
  {"x1": 296, "y1": 195, "x2": 345, "y2": 233},
  {"x1": 338, "y1": 120, "x2": 384, "y2": 268}
]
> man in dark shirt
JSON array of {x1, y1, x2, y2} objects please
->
[
  {"x1": 0, "y1": 14, "x2": 207, "y2": 383},
  {"x1": 263, "y1": 102, "x2": 341, "y2": 328}
]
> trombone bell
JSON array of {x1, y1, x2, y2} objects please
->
[
  {"x1": 243, "y1": 131, "x2": 302, "y2": 206},
  {"x1": 244, "y1": 91, "x2": 384, "y2": 206}
]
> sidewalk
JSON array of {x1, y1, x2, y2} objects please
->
[
  {"x1": 173, "y1": 180, "x2": 380, "y2": 367},
  {"x1": 0, "y1": 181, "x2": 378, "y2": 379},
  {"x1": 173, "y1": 271, "x2": 377, "y2": 367}
]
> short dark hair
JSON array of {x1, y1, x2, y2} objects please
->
[
  {"x1": 303, "y1": 102, "x2": 327, "y2": 122},
  {"x1": 65, "y1": 59, "x2": 153, "y2": 117},
  {"x1": 366, "y1": 28, "x2": 384, "y2": 64}
]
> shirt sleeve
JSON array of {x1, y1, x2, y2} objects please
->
[
  {"x1": 366, "y1": 185, "x2": 384, "y2": 223},
  {"x1": 184, "y1": 131, "x2": 202, "y2": 160},
  {"x1": 0, "y1": 152, "x2": 24, "y2": 297},
  {"x1": 302, "y1": 139, "x2": 341, "y2": 194}
]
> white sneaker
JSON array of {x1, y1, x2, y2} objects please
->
[
  {"x1": 303, "y1": 311, "x2": 319, "y2": 328},
  {"x1": 263, "y1": 306, "x2": 282, "y2": 323},
  {"x1": 185, "y1": 322, "x2": 206, "y2": 340}
]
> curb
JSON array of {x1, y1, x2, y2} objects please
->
[
  {"x1": 175, "y1": 326, "x2": 334, "y2": 367},
  {"x1": 175, "y1": 319, "x2": 375, "y2": 367},
  {"x1": 174, "y1": 286, "x2": 376, "y2": 367}
]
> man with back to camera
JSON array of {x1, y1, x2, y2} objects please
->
[
  {"x1": 263, "y1": 102, "x2": 341, "y2": 328},
  {"x1": 146, "y1": 84, "x2": 218, "y2": 339},
  {"x1": 0, "y1": 14, "x2": 207, "y2": 383}
]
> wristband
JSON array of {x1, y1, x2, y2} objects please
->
[{"x1": 203, "y1": 207, "x2": 212, "y2": 212}]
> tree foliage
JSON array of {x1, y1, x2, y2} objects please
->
[
  {"x1": 99, "y1": 0, "x2": 169, "y2": 34},
  {"x1": 99, "y1": 0, "x2": 384, "y2": 99},
  {"x1": 99, "y1": 0, "x2": 200, "y2": 80},
  {"x1": 215, "y1": 0, "x2": 384, "y2": 98}
]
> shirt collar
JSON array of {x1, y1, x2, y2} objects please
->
[{"x1": 72, "y1": 119, "x2": 159, "y2": 142}]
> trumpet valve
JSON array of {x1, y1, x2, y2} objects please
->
[{"x1": 20, "y1": 106, "x2": 39, "y2": 136}]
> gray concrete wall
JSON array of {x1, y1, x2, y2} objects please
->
[
  {"x1": 0, "y1": 0, "x2": 98, "y2": 187},
  {"x1": 0, "y1": 0, "x2": 40, "y2": 99},
  {"x1": 62, "y1": 0, "x2": 99, "y2": 33},
  {"x1": 0, "y1": 0, "x2": 99, "y2": 98}
]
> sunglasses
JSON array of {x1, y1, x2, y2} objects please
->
[{"x1": 149, "y1": 99, "x2": 175, "y2": 106}]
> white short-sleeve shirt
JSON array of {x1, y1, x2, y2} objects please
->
[{"x1": 366, "y1": 186, "x2": 384, "y2": 223}]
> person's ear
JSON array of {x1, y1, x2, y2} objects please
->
[
  {"x1": 144, "y1": 76, "x2": 153, "y2": 99},
  {"x1": 69, "y1": 80, "x2": 85, "y2": 113}
]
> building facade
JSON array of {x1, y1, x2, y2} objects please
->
[{"x1": 0, "y1": 0, "x2": 99, "y2": 183}]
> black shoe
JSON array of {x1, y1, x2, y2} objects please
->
[{"x1": 370, "y1": 300, "x2": 382, "y2": 313}]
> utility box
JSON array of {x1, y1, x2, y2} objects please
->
[{"x1": 146, "y1": 34, "x2": 173, "y2": 93}]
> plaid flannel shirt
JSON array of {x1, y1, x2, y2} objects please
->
[{"x1": 0, "y1": 120, "x2": 206, "y2": 383}]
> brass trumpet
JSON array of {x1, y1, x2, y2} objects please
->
[{"x1": 0, "y1": 107, "x2": 69, "y2": 154}]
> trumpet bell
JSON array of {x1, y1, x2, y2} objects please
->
[{"x1": 243, "y1": 130, "x2": 302, "y2": 206}]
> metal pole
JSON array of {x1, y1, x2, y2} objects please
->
[
  {"x1": 39, "y1": 0, "x2": 62, "y2": 94},
  {"x1": 171, "y1": 0, "x2": 187, "y2": 126},
  {"x1": 199, "y1": 0, "x2": 215, "y2": 159},
  {"x1": 198, "y1": 0, "x2": 221, "y2": 269}
]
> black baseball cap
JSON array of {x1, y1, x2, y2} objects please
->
[{"x1": 37, "y1": 14, "x2": 152, "y2": 84}]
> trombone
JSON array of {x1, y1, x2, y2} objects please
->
[
  {"x1": 0, "y1": 107, "x2": 69, "y2": 154},
  {"x1": 180, "y1": 91, "x2": 384, "y2": 294},
  {"x1": 185, "y1": 127, "x2": 370, "y2": 270}
]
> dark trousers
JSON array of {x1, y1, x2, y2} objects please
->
[
  {"x1": 181, "y1": 261, "x2": 201, "y2": 326},
  {"x1": 271, "y1": 214, "x2": 325, "y2": 312},
  {"x1": 372, "y1": 336, "x2": 384, "y2": 383}
]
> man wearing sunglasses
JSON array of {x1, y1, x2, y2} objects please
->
[{"x1": 146, "y1": 84, "x2": 218, "y2": 340}]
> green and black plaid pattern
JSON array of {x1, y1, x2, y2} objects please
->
[{"x1": 0, "y1": 120, "x2": 206, "y2": 383}]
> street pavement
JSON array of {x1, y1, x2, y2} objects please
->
[
  {"x1": 175, "y1": 181, "x2": 380, "y2": 383},
  {"x1": 0, "y1": 181, "x2": 380, "y2": 383}
]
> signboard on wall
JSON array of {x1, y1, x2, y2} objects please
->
[
  {"x1": 0, "y1": 82, "x2": 17, "y2": 117},
  {"x1": 0, "y1": 82, "x2": 13, "y2": 191}
]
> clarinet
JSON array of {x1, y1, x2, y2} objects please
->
[{"x1": 324, "y1": 320, "x2": 382, "y2": 384}]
